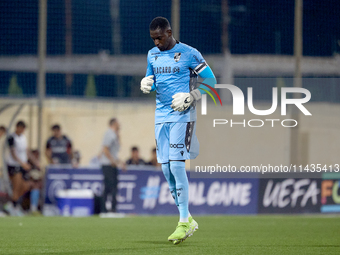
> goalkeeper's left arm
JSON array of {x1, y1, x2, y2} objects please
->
[{"x1": 171, "y1": 66, "x2": 217, "y2": 112}]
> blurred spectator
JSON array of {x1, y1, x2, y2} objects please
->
[
  {"x1": 126, "y1": 146, "x2": 146, "y2": 165},
  {"x1": 27, "y1": 149, "x2": 43, "y2": 215},
  {"x1": 0, "y1": 126, "x2": 6, "y2": 138},
  {"x1": 72, "y1": 150, "x2": 81, "y2": 168},
  {"x1": 100, "y1": 118, "x2": 125, "y2": 215},
  {"x1": 0, "y1": 125, "x2": 7, "y2": 169},
  {"x1": 4, "y1": 121, "x2": 40, "y2": 216},
  {"x1": 89, "y1": 154, "x2": 101, "y2": 168},
  {"x1": 0, "y1": 126, "x2": 6, "y2": 216},
  {"x1": 45, "y1": 124, "x2": 73, "y2": 165},
  {"x1": 147, "y1": 147, "x2": 161, "y2": 168}
]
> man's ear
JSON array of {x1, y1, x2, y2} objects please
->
[{"x1": 166, "y1": 29, "x2": 172, "y2": 37}]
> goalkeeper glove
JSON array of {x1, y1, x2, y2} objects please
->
[
  {"x1": 171, "y1": 89, "x2": 201, "y2": 112},
  {"x1": 140, "y1": 75, "x2": 154, "y2": 94}
]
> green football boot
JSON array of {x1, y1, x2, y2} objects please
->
[
  {"x1": 188, "y1": 216, "x2": 199, "y2": 237},
  {"x1": 168, "y1": 222, "x2": 190, "y2": 245}
]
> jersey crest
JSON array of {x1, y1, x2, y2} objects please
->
[{"x1": 174, "y1": 52, "x2": 181, "y2": 62}]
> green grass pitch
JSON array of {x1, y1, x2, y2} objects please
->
[{"x1": 0, "y1": 215, "x2": 339, "y2": 255}]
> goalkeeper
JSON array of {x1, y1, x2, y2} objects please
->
[{"x1": 141, "y1": 17, "x2": 217, "y2": 245}]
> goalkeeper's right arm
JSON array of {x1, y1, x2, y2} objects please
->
[{"x1": 140, "y1": 75, "x2": 155, "y2": 94}]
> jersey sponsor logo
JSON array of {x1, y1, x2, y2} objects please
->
[
  {"x1": 170, "y1": 143, "x2": 184, "y2": 148},
  {"x1": 172, "y1": 67, "x2": 180, "y2": 73},
  {"x1": 174, "y1": 52, "x2": 181, "y2": 62},
  {"x1": 153, "y1": 66, "x2": 172, "y2": 74},
  {"x1": 154, "y1": 66, "x2": 180, "y2": 74}
]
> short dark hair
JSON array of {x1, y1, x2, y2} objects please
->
[
  {"x1": 31, "y1": 149, "x2": 39, "y2": 154},
  {"x1": 51, "y1": 124, "x2": 61, "y2": 131},
  {"x1": 109, "y1": 118, "x2": 117, "y2": 126},
  {"x1": 0, "y1": 126, "x2": 6, "y2": 132},
  {"x1": 131, "y1": 146, "x2": 139, "y2": 152},
  {"x1": 16, "y1": 121, "x2": 26, "y2": 128},
  {"x1": 149, "y1": 17, "x2": 171, "y2": 31}
]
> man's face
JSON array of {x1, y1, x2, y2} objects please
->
[
  {"x1": 16, "y1": 126, "x2": 25, "y2": 135},
  {"x1": 150, "y1": 28, "x2": 172, "y2": 51},
  {"x1": 52, "y1": 128, "x2": 61, "y2": 138},
  {"x1": 32, "y1": 151, "x2": 39, "y2": 159},
  {"x1": 112, "y1": 121, "x2": 120, "y2": 132},
  {"x1": 132, "y1": 150, "x2": 139, "y2": 160}
]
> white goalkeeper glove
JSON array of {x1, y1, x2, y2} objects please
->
[
  {"x1": 140, "y1": 75, "x2": 154, "y2": 94},
  {"x1": 171, "y1": 89, "x2": 202, "y2": 112}
]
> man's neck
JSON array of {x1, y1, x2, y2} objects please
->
[{"x1": 166, "y1": 37, "x2": 176, "y2": 51}]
